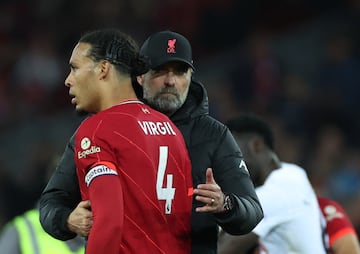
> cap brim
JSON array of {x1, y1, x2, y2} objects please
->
[{"x1": 150, "y1": 57, "x2": 195, "y2": 70}]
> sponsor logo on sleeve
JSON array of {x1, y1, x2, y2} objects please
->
[
  {"x1": 324, "y1": 205, "x2": 344, "y2": 221},
  {"x1": 78, "y1": 137, "x2": 101, "y2": 159},
  {"x1": 85, "y1": 164, "x2": 118, "y2": 186}
]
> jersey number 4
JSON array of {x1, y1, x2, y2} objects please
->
[{"x1": 156, "y1": 146, "x2": 175, "y2": 214}]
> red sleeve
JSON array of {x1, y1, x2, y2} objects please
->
[
  {"x1": 86, "y1": 164, "x2": 124, "y2": 254},
  {"x1": 318, "y1": 197, "x2": 358, "y2": 245}
]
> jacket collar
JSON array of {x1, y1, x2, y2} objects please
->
[{"x1": 170, "y1": 78, "x2": 209, "y2": 123}]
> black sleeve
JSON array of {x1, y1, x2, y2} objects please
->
[
  {"x1": 39, "y1": 133, "x2": 81, "y2": 240},
  {"x1": 213, "y1": 128, "x2": 263, "y2": 235}
]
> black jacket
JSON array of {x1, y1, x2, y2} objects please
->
[{"x1": 39, "y1": 79, "x2": 263, "y2": 254}]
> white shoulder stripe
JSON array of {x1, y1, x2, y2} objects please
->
[{"x1": 85, "y1": 164, "x2": 118, "y2": 186}]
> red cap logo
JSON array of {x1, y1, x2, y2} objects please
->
[{"x1": 167, "y1": 39, "x2": 176, "y2": 53}]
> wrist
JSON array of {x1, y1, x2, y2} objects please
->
[
  {"x1": 224, "y1": 193, "x2": 234, "y2": 212},
  {"x1": 219, "y1": 193, "x2": 234, "y2": 213}
]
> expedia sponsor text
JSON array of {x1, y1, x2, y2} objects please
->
[{"x1": 78, "y1": 146, "x2": 101, "y2": 159}]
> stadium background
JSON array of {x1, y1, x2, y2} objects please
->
[{"x1": 0, "y1": 0, "x2": 359, "y2": 236}]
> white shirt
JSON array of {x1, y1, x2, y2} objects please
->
[{"x1": 253, "y1": 162, "x2": 326, "y2": 254}]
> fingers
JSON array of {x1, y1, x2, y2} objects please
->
[
  {"x1": 194, "y1": 184, "x2": 224, "y2": 212},
  {"x1": 194, "y1": 190, "x2": 221, "y2": 206},
  {"x1": 194, "y1": 167, "x2": 225, "y2": 213},
  {"x1": 67, "y1": 201, "x2": 94, "y2": 236},
  {"x1": 195, "y1": 195, "x2": 221, "y2": 213},
  {"x1": 205, "y1": 168, "x2": 215, "y2": 184},
  {"x1": 78, "y1": 200, "x2": 91, "y2": 209}
]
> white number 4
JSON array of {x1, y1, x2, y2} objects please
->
[{"x1": 156, "y1": 146, "x2": 175, "y2": 214}]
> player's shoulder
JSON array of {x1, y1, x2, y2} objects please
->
[
  {"x1": 278, "y1": 162, "x2": 308, "y2": 178},
  {"x1": 77, "y1": 112, "x2": 104, "y2": 130},
  {"x1": 268, "y1": 162, "x2": 310, "y2": 189},
  {"x1": 189, "y1": 115, "x2": 228, "y2": 140},
  {"x1": 280, "y1": 162, "x2": 306, "y2": 171}
]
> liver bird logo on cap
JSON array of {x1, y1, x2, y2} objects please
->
[{"x1": 167, "y1": 39, "x2": 176, "y2": 53}]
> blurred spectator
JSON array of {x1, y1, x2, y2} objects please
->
[
  {"x1": 0, "y1": 208, "x2": 85, "y2": 254},
  {"x1": 229, "y1": 31, "x2": 281, "y2": 113},
  {"x1": 306, "y1": 124, "x2": 348, "y2": 196},
  {"x1": 0, "y1": 168, "x2": 22, "y2": 229},
  {"x1": 314, "y1": 32, "x2": 360, "y2": 145},
  {"x1": 11, "y1": 30, "x2": 63, "y2": 116},
  {"x1": 0, "y1": 153, "x2": 85, "y2": 253}
]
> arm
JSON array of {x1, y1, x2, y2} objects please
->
[
  {"x1": 332, "y1": 234, "x2": 360, "y2": 254},
  {"x1": 319, "y1": 197, "x2": 360, "y2": 254},
  {"x1": 39, "y1": 134, "x2": 83, "y2": 240},
  {"x1": 213, "y1": 128, "x2": 263, "y2": 235},
  {"x1": 84, "y1": 164, "x2": 123, "y2": 254}
]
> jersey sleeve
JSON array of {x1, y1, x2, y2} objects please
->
[
  {"x1": 75, "y1": 119, "x2": 124, "y2": 254},
  {"x1": 85, "y1": 163, "x2": 124, "y2": 254},
  {"x1": 319, "y1": 198, "x2": 358, "y2": 245}
]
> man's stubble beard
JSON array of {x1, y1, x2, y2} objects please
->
[
  {"x1": 143, "y1": 86, "x2": 189, "y2": 116},
  {"x1": 147, "y1": 94, "x2": 181, "y2": 116}
]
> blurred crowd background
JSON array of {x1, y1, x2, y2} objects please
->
[{"x1": 1, "y1": 0, "x2": 360, "y2": 236}]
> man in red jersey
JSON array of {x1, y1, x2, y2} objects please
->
[
  {"x1": 65, "y1": 28, "x2": 193, "y2": 254},
  {"x1": 318, "y1": 197, "x2": 360, "y2": 254}
]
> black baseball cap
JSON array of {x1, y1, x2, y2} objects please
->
[{"x1": 140, "y1": 30, "x2": 194, "y2": 70}]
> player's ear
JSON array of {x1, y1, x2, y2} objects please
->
[
  {"x1": 136, "y1": 75, "x2": 144, "y2": 86},
  {"x1": 251, "y1": 137, "x2": 264, "y2": 154},
  {"x1": 98, "y1": 60, "x2": 111, "y2": 80}
]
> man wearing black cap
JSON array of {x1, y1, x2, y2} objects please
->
[{"x1": 39, "y1": 30, "x2": 263, "y2": 254}]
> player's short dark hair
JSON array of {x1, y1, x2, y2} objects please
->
[
  {"x1": 226, "y1": 113, "x2": 275, "y2": 150},
  {"x1": 79, "y1": 28, "x2": 149, "y2": 76}
]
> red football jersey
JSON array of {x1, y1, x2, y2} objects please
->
[
  {"x1": 74, "y1": 100, "x2": 193, "y2": 254},
  {"x1": 318, "y1": 197, "x2": 358, "y2": 248}
]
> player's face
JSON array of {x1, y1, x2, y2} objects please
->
[
  {"x1": 64, "y1": 42, "x2": 101, "y2": 114},
  {"x1": 138, "y1": 62, "x2": 191, "y2": 116}
]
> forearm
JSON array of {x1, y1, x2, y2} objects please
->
[
  {"x1": 215, "y1": 193, "x2": 263, "y2": 235},
  {"x1": 214, "y1": 131, "x2": 263, "y2": 234},
  {"x1": 86, "y1": 173, "x2": 123, "y2": 254}
]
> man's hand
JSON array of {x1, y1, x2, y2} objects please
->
[
  {"x1": 194, "y1": 168, "x2": 225, "y2": 213},
  {"x1": 67, "y1": 200, "x2": 93, "y2": 237}
]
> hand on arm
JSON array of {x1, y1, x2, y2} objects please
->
[{"x1": 67, "y1": 200, "x2": 93, "y2": 237}]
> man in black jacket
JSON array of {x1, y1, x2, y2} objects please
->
[{"x1": 39, "y1": 30, "x2": 263, "y2": 254}]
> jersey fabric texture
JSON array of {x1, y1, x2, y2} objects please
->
[
  {"x1": 318, "y1": 197, "x2": 359, "y2": 252},
  {"x1": 39, "y1": 80, "x2": 263, "y2": 254},
  {"x1": 74, "y1": 100, "x2": 193, "y2": 254},
  {"x1": 253, "y1": 162, "x2": 327, "y2": 254}
]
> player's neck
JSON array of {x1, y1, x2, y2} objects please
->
[{"x1": 98, "y1": 82, "x2": 138, "y2": 111}]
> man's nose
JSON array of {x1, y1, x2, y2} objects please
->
[
  {"x1": 64, "y1": 73, "x2": 72, "y2": 87},
  {"x1": 164, "y1": 71, "x2": 176, "y2": 86}
]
